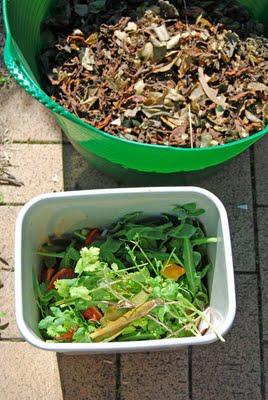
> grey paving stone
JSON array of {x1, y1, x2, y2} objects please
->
[
  {"x1": 257, "y1": 208, "x2": 268, "y2": 343},
  {"x1": 63, "y1": 144, "x2": 120, "y2": 191},
  {"x1": 192, "y1": 274, "x2": 261, "y2": 400},
  {"x1": 57, "y1": 354, "x2": 116, "y2": 400},
  {"x1": 0, "y1": 270, "x2": 21, "y2": 339},
  {"x1": 257, "y1": 208, "x2": 268, "y2": 398},
  {"x1": 254, "y1": 136, "x2": 268, "y2": 206},
  {"x1": 226, "y1": 204, "x2": 255, "y2": 272},
  {"x1": 197, "y1": 150, "x2": 253, "y2": 206},
  {"x1": 120, "y1": 350, "x2": 189, "y2": 400},
  {"x1": 63, "y1": 144, "x2": 252, "y2": 206},
  {"x1": 0, "y1": 341, "x2": 63, "y2": 400},
  {"x1": 264, "y1": 343, "x2": 268, "y2": 398}
]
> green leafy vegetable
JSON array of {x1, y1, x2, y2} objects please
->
[
  {"x1": 36, "y1": 204, "x2": 221, "y2": 343},
  {"x1": 182, "y1": 238, "x2": 200, "y2": 295}
]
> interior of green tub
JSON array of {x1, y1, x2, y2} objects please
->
[{"x1": 4, "y1": 0, "x2": 268, "y2": 106}]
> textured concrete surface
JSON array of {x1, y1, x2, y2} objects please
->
[
  {"x1": 57, "y1": 354, "x2": 117, "y2": 400},
  {"x1": 63, "y1": 144, "x2": 121, "y2": 191},
  {"x1": 0, "y1": 342, "x2": 63, "y2": 400},
  {"x1": 0, "y1": 271, "x2": 20, "y2": 339},
  {"x1": 63, "y1": 144, "x2": 253, "y2": 207},
  {"x1": 197, "y1": 150, "x2": 253, "y2": 206},
  {"x1": 0, "y1": 207, "x2": 21, "y2": 339},
  {"x1": 257, "y1": 208, "x2": 268, "y2": 397},
  {"x1": 264, "y1": 345, "x2": 268, "y2": 398},
  {"x1": 226, "y1": 204, "x2": 255, "y2": 272},
  {"x1": 192, "y1": 275, "x2": 262, "y2": 400},
  {"x1": 1, "y1": 144, "x2": 63, "y2": 204},
  {"x1": 0, "y1": 78, "x2": 65, "y2": 398},
  {"x1": 257, "y1": 208, "x2": 268, "y2": 343},
  {"x1": 0, "y1": 206, "x2": 21, "y2": 267},
  {"x1": 254, "y1": 137, "x2": 268, "y2": 206},
  {"x1": 0, "y1": 84, "x2": 62, "y2": 142},
  {"x1": 120, "y1": 350, "x2": 188, "y2": 400}
]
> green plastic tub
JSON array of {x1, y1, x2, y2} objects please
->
[{"x1": 3, "y1": 0, "x2": 268, "y2": 180}]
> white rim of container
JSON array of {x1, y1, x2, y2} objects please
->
[{"x1": 15, "y1": 187, "x2": 236, "y2": 352}]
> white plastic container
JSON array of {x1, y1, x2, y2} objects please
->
[{"x1": 15, "y1": 187, "x2": 236, "y2": 354}]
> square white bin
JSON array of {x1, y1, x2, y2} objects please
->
[{"x1": 15, "y1": 187, "x2": 236, "y2": 354}]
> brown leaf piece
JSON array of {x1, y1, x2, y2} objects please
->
[{"x1": 198, "y1": 67, "x2": 226, "y2": 108}]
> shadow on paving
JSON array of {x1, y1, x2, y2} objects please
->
[
  {"x1": 56, "y1": 353, "x2": 117, "y2": 400},
  {"x1": 61, "y1": 141, "x2": 254, "y2": 205}
]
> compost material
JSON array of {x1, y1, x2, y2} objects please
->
[
  {"x1": 41, "y1": 0, "x2": 268, "y2": 147},
  {"x1": 36, "y1": 205, "x2": 221, "y2": 343}
]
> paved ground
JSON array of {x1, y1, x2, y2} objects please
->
[
  {"x1": 0, "y1": 29, "x2": 267, "y2": 396},
  {"x1": 0, "y1": 81, "x2": 267, "y2": 400}
]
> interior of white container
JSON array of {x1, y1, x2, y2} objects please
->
[{"x1": 16, "y1": 188, "x2": 235, "y2": 351}]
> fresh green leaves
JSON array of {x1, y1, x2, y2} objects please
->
[
  {"x1": 73, "y1": 326, "x2": 94, "y2": 342},
  {"x1": 173, "y1": 203, "x2": 205, "y2": 220},
  {"x1": 38, "y1": 307, "x2": 79, "y2": 339},
  {"x1": 36, "y1": 203, "x2": 218, "y2": 343},
  {"x1": 60, "y1": 245, "x2": 80, "y2": 267},
  {"x1": 75, "y1": 247, "x2": 102, "y2": 274},
  {"x1": 69, "y1": 286, "x2": 90, "y2": 300},
  {"x1": 182, "y1": 238, "x2": 201, "y2": 296}
]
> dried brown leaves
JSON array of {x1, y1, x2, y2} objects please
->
[{"x1": 44, "y1": 3, "x2": 268, "y2": 147}]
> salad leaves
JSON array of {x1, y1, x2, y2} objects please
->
[{"x1": 35, "y1": 203, "x2": 223, "y2": 343}]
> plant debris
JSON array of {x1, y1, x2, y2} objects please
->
[
  {"x1": 0, "y1": 153, "x2": 24, "y2": 187},
  {"x1": 41, "y1": 0, "x2": 268, "y2": 147},
  {"x1": 0, "y1": 312, "x2": 9, "y2": 335},
  {"x1": 35, "y1": 204, "x2": 223, "y2": 343}
]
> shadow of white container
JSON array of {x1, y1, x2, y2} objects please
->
[{"x1": 15, "y1": 187, "x2": 236, "y2": 354}]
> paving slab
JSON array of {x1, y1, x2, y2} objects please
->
[
  {"x1": 0, "y1": 144, "x2": 63, "y2": 204},
  {"x1": 226, "y1": 204, "x2": 255, "y2": 272},
  {"x1": 264, "y1": 343, "x2": 268, "y2": 397},
  {"x1": 0, "y1": 206, "x2": 21, "y2": 268},
  {"x1": 0, "y1": 207, "x2": 21, "y2": 338},
  {"x1": 63, "y1": 143, "x2": 252, "y2": 205},
  {"x1": 63, "y1": 141, "x2": 252, "y2": 206},
  {"x1": 254, "y1": 136, "x2": 268, "y2": 206},
  {"x1": 63, "y1": 144, "x2": 120, "y2": 191},
  {"x1": 257, "y1": 208, "x2": 268, "y2": 397},
  {"x1": 57, "y1": 353, "x2": 116, "y2": 400},
  {"x1": 0, "y1": 84, "x2": 62, "y2": 142},
  {"x1": 0, "y1": 270, "x2": 20, "y2": 339},
  {"x1": 197, "y1": 150, "x2": 253, "y2": 206},
  {"x1": 192, "y1": 274, "x2": 261, "y2": 400},
  {"x1": 257, "y1": 208, "x2": 268, "y2": 343},
  {"x1": 0, "y1": 341, "x2": 62, "y2": 400},
  {"x1": 120, "y1": 350, "x2": 188, "y2": 400}
]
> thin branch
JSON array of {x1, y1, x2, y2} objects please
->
[{"x1": 147, "y1": 314, "x2": 174, "y2": 335}]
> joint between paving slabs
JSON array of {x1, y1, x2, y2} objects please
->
[
  {"x1": 12, "y1": 140, "x2": 62, "y2": 145},
  {"x1": 250, "y1": 147, "x2": 266, "y2": 400},
  {"x1": 0, "y1": 203, "x2": 24, "y2": 207}
]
